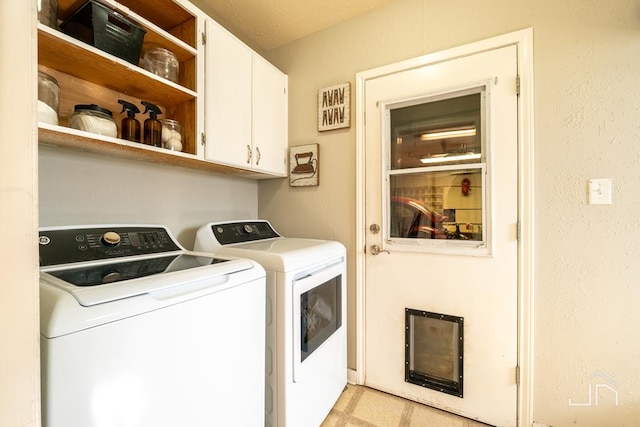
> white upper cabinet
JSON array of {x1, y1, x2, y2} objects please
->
[
  {"x1": 204, "y1": 19, "x2": 288, "y2": 178},
  {"x1": 204, "y1": 19, "x2": 252, "y2": 168},
  {"x1": 252, "y1": 54, "x2": 288, "y2": 176}
]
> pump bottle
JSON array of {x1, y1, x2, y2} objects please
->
[
  {"x1": 118, "y1": 100, "x2": 141, "y2": 142},
  {"x1": 141, "y1": 101, "x2": 163, "y2": 147}
]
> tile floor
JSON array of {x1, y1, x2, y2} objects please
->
[{"x1": 320, "y1": 384, "x2": 492, "y2": 427}]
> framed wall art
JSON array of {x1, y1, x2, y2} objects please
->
[
  {"x1": 290, "y1": 144, "x2": 319, "y2": 187},
  {"x1": 318, "y1": 82, "x2": 350, "y2": 131}
]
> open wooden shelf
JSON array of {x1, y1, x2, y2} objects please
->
[
  {"x1": 38, "y1": 25, "x2": 196, "y2": 106},
  {"x1": 39, "y1": 125, "x2": 271, "y2": 178},
  {"x1": 57, "y1": 0, "x2": 196, "y2": 42}
]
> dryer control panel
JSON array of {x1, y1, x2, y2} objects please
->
[
  {"x1": 39, "y1": 226, "x2": 181, "y2": 266},
  {"x1": 211, "y1": 221, "x2": 281, "y2": 245}
]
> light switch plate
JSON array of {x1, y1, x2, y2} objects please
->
[{"x1": 588, "y1": 178, "x2": 612, "y2": 205}]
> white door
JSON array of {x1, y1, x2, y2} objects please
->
[{"x1": 364, "y1": 45, "x2": 519, "y2": 426}]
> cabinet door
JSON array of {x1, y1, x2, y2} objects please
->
[
  {"x1": 205, "y1": 19, "x2": 252, "y2": 167},
  {"x1": 252, "y1": 55, "x2": 288, "y2": 176}
]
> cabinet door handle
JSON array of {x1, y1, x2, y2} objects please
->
[
  {"x1": 247, "y1": 145, "x2": 252, "y2": 164},
  {"x1": 255, "y1": 147, "x2": 261, "y2": 165}
]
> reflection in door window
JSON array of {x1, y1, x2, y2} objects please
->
[
  {"x1": 390, "y1": 169, "x2": 483, "y2": 241},
  {"x1": 390, "y1": 93, "x2": 481, "y2": 170},
  {"x1": 387, "y1": 87, "x2": 487, "y2": 245}
]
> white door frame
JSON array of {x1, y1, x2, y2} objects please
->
[{"x1": 354, "y1": 28, "x2": 535, "y2": 426}]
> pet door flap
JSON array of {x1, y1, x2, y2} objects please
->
[{"x1": 405, "y1": 308, "x2": 464, "y2": 397}]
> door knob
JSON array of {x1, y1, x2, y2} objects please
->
[
  {"x1": 369, "y1": 224, "x2": 381, "y2": 234},
  {"x1": 369, "y1": 244, "x2": 390, "y2": 255}
]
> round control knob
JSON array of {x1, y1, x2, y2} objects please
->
[
  {"x1": 102, "y1": 231, "x2": 121, "y2": 246},
  {"x1": 243, "y1": 224, "x2": 254, "y2": 234}
]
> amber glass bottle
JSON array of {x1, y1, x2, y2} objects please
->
[{"x1": 141, "y1": 101, "x2": 162, "y2": 146}]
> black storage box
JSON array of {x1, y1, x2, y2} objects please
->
[{"x1": 60, "y1": 0, "x2": 146, "y2": 65}]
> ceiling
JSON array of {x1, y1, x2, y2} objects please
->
[{"x1": 189, "y1": 0, "x2": 397, "y2": 52}]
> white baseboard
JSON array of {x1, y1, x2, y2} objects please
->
[{"x1": 347, "y1": 369, "x2": 358, "y2": 385}]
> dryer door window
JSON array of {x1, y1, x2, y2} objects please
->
[
  {"x1": 294, "y1": 275, "x2": 342, "y2": 362},
  {"x1": 292, "y1": 260, "x2": 345, "y2": 382},
  {"x1": 300, "y1": 274, "x2": 342, "y2": 362}
]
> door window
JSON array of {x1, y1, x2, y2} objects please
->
[{"x1": 385, "y1": 86, "x2": 489, "y2": 253}]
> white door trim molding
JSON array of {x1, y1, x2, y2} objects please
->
[{"x1": 354, "y1": 28, "x2": 535, "y2": 426}]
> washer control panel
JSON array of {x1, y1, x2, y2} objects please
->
[
  {"x1": 39, "y1": 226, "x2": 181, "y2": 266},
  {"x1": 211, "y1": 221, "x2": 280, "y2": 245}
]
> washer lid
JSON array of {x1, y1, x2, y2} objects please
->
[{"x1": 41, "y1": 254, "x2": 255, "y2": 307}]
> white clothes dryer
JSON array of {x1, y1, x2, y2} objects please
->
[
  {"x1": 195, "y1": 220, "x2": 347, "y2": 427},
  {"x1": 39, "y1": 224, "x2": 266, "y2": 427}
]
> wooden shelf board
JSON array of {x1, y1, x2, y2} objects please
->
[
  {"x1": 38, "y1": 126, "x2": 281, "y2": 179},
  {"x1": 38, "y1": 26, "x2": 196, "y2": 107}
]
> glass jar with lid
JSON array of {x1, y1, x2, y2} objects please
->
[
  {"x1": 69, "y1": 104, "x2": 118, "y2": 138},
  {"x1": 160, "y1": 118, "x2": 183, "y2": 151},
  {"x1": 38, "y1": 71, "x2": 59, "y2": 125},
  {"x1": 143, "y1": 47, "x2": 179, "y2": 83}
]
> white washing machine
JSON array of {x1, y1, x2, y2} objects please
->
[
  {"x1": 39, "y1": 224, "x2": 266, "y2": 427},
  {"x1": 194, "y1": 220, "x2": 347, "y2": 427}
]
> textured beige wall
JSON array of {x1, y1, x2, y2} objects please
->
[
  {"x1": 0, "y1": 1, "x2": 41, "y2": 426},
  {"x1": 260, "y1": 0, "x2": 640, "y2": 425}
]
